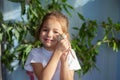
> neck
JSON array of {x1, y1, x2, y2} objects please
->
[{"x1": 43, "y1": 46, "x2": 55, "y2": 52}]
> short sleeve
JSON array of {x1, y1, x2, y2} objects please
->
[
  {"x1": 68, "y1": 49, "x2": 81, "y2": 71},
  {"x1": 24, "y1": 48, "x2": 43, "y2": 71}
]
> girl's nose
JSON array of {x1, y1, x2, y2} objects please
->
[{"x1": 47, "y1": 31, "x2": 53, "y2": 37}]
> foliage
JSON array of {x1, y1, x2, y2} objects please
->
[
  {"x1": 71, "y1": 13, "x2": 120, "y2": 74},
  {"x1": 0, "y1": 0, "x2": 120, "y2": 75},
  {"x1": 0, "y1": 0, "x2": 74, "y2": 71}
]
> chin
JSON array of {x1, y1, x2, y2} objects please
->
[
  {"x1": 45, "y1": 43, "x2": 55, "y2": 48},
  {"x1": 44, "y1": 44, "x2": 53, "y2": 47}
]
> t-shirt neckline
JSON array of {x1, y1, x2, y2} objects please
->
[{"x1": 41, "y1": 47, "x2": 53, "y2": 57}]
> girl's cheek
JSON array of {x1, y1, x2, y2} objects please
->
[
  {"x1": 53, "y1": 34, "x2": 60, "y2": 41},
  {"x1": 40, "y1": 32, "x2": 46, "y2": 37},
  {"x1": 39, "y1": 34, "x2": 44, "y2": 40}
]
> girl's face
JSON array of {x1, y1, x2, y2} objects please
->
[{"x1": 40, "y1": 17, "x2": 63, "y2": 51}]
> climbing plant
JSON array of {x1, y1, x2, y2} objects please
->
[
  {"x1": 0, "y1": 0, "x2": 120, "y2": 75},
  {"x1": 71, "y1": 14, "x2": 120, "y2": 74},
  {"x1": 0, "y1": 0, "x2": 74, "y2": 71}
]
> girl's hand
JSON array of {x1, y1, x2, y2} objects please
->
[
  {"x1": 55, "y1": 33, "x2": 75, "y2": 61},
  {"x1": 55, "y1": 34, "x2": 71, "y2": 57}
]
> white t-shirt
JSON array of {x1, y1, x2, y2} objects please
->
[{"x1": 24, "y1": 47, "x2": 81, "y2": 80}]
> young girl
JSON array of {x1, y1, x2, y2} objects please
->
[{"x1": 24, "y1": 11, "x2": 81, "y2": 80}]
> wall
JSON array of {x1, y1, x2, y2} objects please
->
[
  {"x1": 73, "y1": 0, "x2": 120, "y2": 80},
  {"x1": 67, "y1": 0, "x2": 120, "y2": 80}
]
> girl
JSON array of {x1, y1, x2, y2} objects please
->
[{"x1": 24, "y1": 11, "x2": 81, "y2": 80}]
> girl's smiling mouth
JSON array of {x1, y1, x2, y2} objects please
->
[{"x1": 44, "y1": 38, "x2": 54, "y2": 43}]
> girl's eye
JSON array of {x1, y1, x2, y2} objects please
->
[
  {"x1": 42, "y1": 29, "x2": 48, "y2": 32},
  {"x1": 54, "y1": 31, "x2": 59, "y2": 34}
]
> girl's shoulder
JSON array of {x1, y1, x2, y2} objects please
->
[
  {"x1": 31, "y1": 47, "x2": 42, "y2": 52},
  {"x1": 30, "y1": 47, "x2": 43, "y2": 56},
  {"x1": 68, "y1": 49, "x2": 81, "y2": 70},
  {"x1": 71, "y1": 49, "x2": 76, "y2": 55}
]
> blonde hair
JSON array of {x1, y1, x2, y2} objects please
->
[{"x1": 35, "y1": 11, "x2": 70, "y2": 40}]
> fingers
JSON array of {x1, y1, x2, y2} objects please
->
[
  {"x1": 56, "y1": 33, "x2": 69, "y2": 47},
  {"x1": 61, "y1": 47, "x2": 72, "y2": 61},
  {"x1": 55, "y1": 33, "x2": 72, "y2": 56}
]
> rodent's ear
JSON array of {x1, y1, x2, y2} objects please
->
[{"x1": 57, "y1": 34, "x2": 64, "y2": 41}]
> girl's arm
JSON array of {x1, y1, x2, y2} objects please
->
[
  {"x1": 31, "y1": 49, "x2": 62, "y2": 80},
  {"x1": 60, "y1": 52, "x2": 74, "y2": 80},
  {"x1": 31, "y1": 35, "x2": 70, "y2": 80}
]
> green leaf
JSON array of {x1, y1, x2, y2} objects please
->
[
  {"x1": 16, "y1": 45, "x2": 24, "y2": 52},
  {"x1": 77, "y1": 13, "x2": 85, "y2": 21},
  {"x1": 103, "y1": 35, "x2": 107, "y2": 40},
  {"x1": 108, "y1": 17, "x2": 112, "y2": 24},
  {"x1": 16, "y1": 26, "x2": 22, "y2": 32},
  {"x1": 13, "y1": 29, "x2": 19, "y2": 40},
  {"x1": 0, "y1": 33, "x2": 3, "y2": 42},
  {"x1": 97, "y1": 41, "x2": 102, "y2": 46},
  {"x1": 113, "y1": 42, "x2": 118, "y2": 52},
  {"x1": 72, "y1": 27, "x2": 79, "y2": 30},
  {"x1": 21, "y1": 2, "x2": 26, "y2": 15},
  {"x1": 63, "y1": 5, "x2": 71, "y2": 16},
  {"x1": 62, "y1": 0, "x2": 67, "y2": 2},
  {"x1": 30, "y1": 7, "x2": 38, "y2": 18},
  {"x1": 25, "y1": 45, "x2": 32, "y2": 54},
  {"x1": 65, "y1": 3, "x2": 74, "y2": 10},
  {"x1": 7, "y1": 27, "x2": 13, "y2": 33},
  {"x1": 2, "y1": 24, "x2": 7, "y2": 30}
]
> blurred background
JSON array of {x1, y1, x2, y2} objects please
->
[{"x1": 0, "y1": 0, "x2": 120, "y2": 80}]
